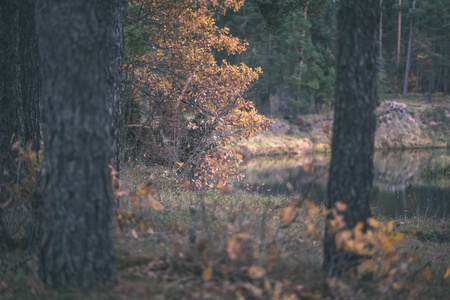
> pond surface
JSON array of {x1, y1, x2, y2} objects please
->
[{"x1": 238, "y1": 149, "x2": 450, "y2": 219}]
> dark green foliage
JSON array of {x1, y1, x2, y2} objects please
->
[{"x1": 217, "y1": 1, "x2": 337, "y2": 115}]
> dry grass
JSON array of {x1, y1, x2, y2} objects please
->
[{"x1": 1, "y1": 164, "x2": 449, "y2": 299}]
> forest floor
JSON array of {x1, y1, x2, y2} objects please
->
[
  {"x1": 1, "y1": 164, "x2": 449, "y2": 299},
  {"x1": 1, "y1": 94, "x2": 449, "y2": 299},
  {"x1": 234, "y1": 94, "x2": 450, "y2": 158}
]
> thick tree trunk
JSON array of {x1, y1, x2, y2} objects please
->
[
  {"x1": 100, "y1": 0, "x2": 125, "y2": 175},
  {"x1": 402, "y1": 0, "x2": 415, "y2": 97},
  {"x1": 0, "y1": 0, "x2": 41, "y2": 248},
  {"x1": 18, "y1": 0, "x2": 41, "y2": 151},
  {"x1": 323, "y1": 0, "x2": 379, "y2": 276},
  {"x1": 35, "y1": 0, "x2": 116, "y2": 290},
  {"x1": 0, "y1": 0, "x2": 19, "y2": 247}
]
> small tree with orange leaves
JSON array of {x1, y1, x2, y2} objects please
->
[{"x1": 123, "y1": 0, "x2": 271, "y2": 188}]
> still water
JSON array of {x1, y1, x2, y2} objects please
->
[{"x1": 239, "y1": 149, "x2": 450, "y2": 219}]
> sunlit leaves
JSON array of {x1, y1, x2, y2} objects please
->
[
  {"x1": 125, "y1": 0, "x2": 272, "y2": 188},
  {"x1": 227, "y1": 232, "x2": 252, "y2": 260},
  {"x1": 444, "y1": 267, "x2": 450, "y2": 279},
  {"x1": 322, "y1": 201, "x2": 438, "y2": 294},
  {"x1": 279, "y1": 206, "x2": 294, "y2": 226},
  {"x1": 115, "y1": 180, "x2": 164, "y2": 231},
  {"x1": 248, "y1": 265, "x2": 266, "y2": 279},
  {"x1": 202, "y1": 261, "x2": 214, "y2": 281}
]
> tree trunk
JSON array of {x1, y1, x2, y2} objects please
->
[
  {"x1": 428, "y1": 42, "x2": 436, "y2": 104},
  {"x1": 397, "y1": 0, "x2": 402, "y2": 71},
  {"x1": 18, "y1": 0, "x2": 41, "y2": 151},
  {"x1": 35, "y1": 0, "x2": 117, "y2": 290},
  {"x1": 443, "y1": 49, "x2": 449, "y2": 95},
  {"x1": 297, "y1": 2, "x2": 308, "y2": 97},
  {"x1": 100, "y1": 0, "x2": 125, "y2": 175},
  {"x1": 0, "y1": 0, "x2": 41, "y2": 248},
  {"x1": 323, "y1": 0, "x2": 379, "y2": 276},
  {"x1": 0, "y1": 0, "x2": 19, "y2": 248},
  {"x1": 402, "y1": 0, "x2": 415, "y2": 98},
  {"x1": 379, "y1": 0, "x2": 383, "y2": 67}
]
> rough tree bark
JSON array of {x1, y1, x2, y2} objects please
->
[
  {"x1": 100, "y1": 0, "x2": 125, "y2": 175},
  {"x1": 35, "y1": 0, "x2": 117, "y2": 290},
  {"x1": 323, "y1": 0, "x2": 379, "y2": 276},
  {"x1": 0, "y1": 0, "x2": 41, "y2": 247},
  {"x1": 0, "y1": 0, "x2": 18, "y2": 247}
]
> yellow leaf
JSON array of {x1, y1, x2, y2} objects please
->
[
  {"x1": 444, "y1": 267, "x2": 450, "y2": 279},
  {"x1": 142, "y1": 198, "x2": 164, "y2": 212},
  {"x1": 139, "y1": 220, "x2": 145, "y2": 232},
  {"x1": 136, "y1": 185, "x2": 147, "y2": 198},
  {"x1": 227, "y1": 233, "x2": 251, "y2": 260},
  {"x1": 227, "y1": 236, "x2": 238, "y2": 260},
  {"x1": 391, "y1": 231, "x2": 406, "y2": 243},
  {"x1": 264, "y1": 279, "x2": 271, "y2": 293},
  {"x1": 386, "y1": 221, "x2": 394, "y2": 233},
  {"x1": 381, "y1": 235, "x2": 395, "y2": 254},
  {"x1": 279, "y1": 206, "x2": 293, "y2": 226},
  {"x1": 357, "y1": 259, "x2": 378, "y2": 275},
  {"x1": 281, "y1": 294, "x2": 298, "y2": 300},
  {"x1": 335, "y1": 201, "x2": 348, "y2": 212},
  {"x1": 248, "y1": 265, "x2": 266, "y2": 279},
  {"x1": 367, "y1": 217, "x2": 379, "y2": 229},
  {"x1": 304, "y1": 200, "x2": 319, "y2": 216},
  {"x1": 273, "y1": 281, "x2": 282, "y2": 300},
  {"x1": 235, "y1": 232, "x2": 252, "y2": 240},
  {"x1": 202, "y1": 261, "x2": 213, "y2": 281},
  {"x1": 307, "y1": 223, "x2": 319, "y2": 238},
  {"x1": 336, "y1": 230, "x2": 352, "y2": 249},
  {"x1": 354, "y1": 222, "x2": 364, "y2": 232},
  {"x1": 303, "y1": 164, "x2": 312, "y2": 173},
  {"x1": 392, "y1": 282, "x2": 402, "y2": 290},
  {"x1": 422, "y1": 269, "x2": 434, "y2": 283}
]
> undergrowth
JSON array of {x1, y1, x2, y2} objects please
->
[{"x1": 0, "y1": 163, "x2": 449, "y2": 299}]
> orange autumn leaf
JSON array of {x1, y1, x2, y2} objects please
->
[
  {"x1": 335, "y1": 201, "x2": 348, "y2": 212},
  {"x1": 142, "y1": 198, "x2": 164, "y2": 211},
  {"x1": 422, "y1": 269, "x2": 435, "y2": 283},
  {"x1": 304, "y1": 200, "x2": 319, "y2": 216},
  {"x1": 444, "y1": 267, "x2": 450, "y2": 279},
  {"x1": 279, "y1": 206, "x2": 294, "y2": 226},
  {"x1": 202, "y1": 261, "x2": 213, "y2": 281},
  {"x1": 303, "y1": 164, "x2": 312, "y2": 173},
  {"x1": 227, "y1": 232, "x2": 251, "y2": 260},
  {"x1": 367, "y1": 217, "x2": 380, "y2": 229},
  {"x1": 248, "y1": 265, "x2": 266, "y2": 279},
  {"x1": 281, "y1": 294, "x2": 298, "y2": 300}
]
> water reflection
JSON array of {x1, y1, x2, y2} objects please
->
[{"x1": 239, "y1": 149, "x2": 450, "y2": 219}]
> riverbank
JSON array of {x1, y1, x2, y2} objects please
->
[{"x1": 234, "y1": 96, "x2": 450, "y2": 158}]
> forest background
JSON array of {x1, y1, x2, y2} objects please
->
[
  {"x1": 1, "y1": 0, "x2": 450, "y2": 299},
  {"x1": 122, "y1": 0, "x2": 450, "y2": 180}
]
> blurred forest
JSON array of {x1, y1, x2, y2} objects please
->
[
  {"x1": 1, "y1": 0, "x2": 449, "y2": 298},
  {"x1": 213, "y1": 0, "x2": 450, "y2": 114}
]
